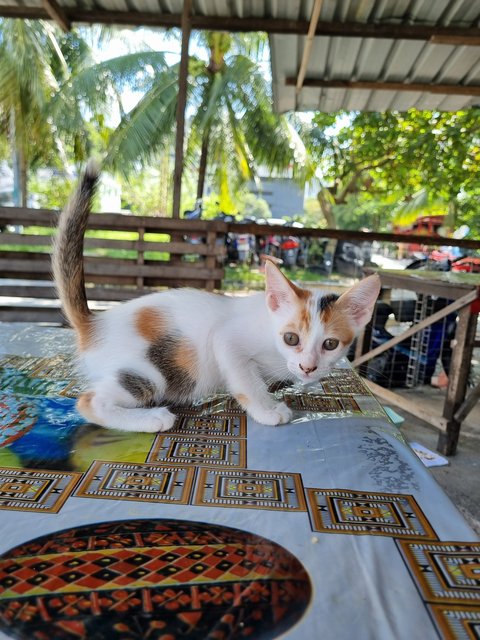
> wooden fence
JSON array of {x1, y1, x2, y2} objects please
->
[
  {"x1": 2, "y1": 205, "x2": 480, "y2": 325},
  {"x1": 0, "y1": 207, "x2": 227, "y2": 324}
]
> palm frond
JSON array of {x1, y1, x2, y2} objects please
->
[{"x1": 105, "y1": 69, "x2": 178, "y2": 172}]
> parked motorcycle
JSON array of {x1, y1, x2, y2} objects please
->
[
  {"x1": 333, "y1": 239, "x2": 375, "y2": 277},
  {"x1": 259, "y1": 221, "x2": 305, "y2": 268},
  {"x1": 280, "y1": 236, "x2": 302, "y2": 267}
]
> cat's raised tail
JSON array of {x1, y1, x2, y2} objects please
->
[{"x1": 52, "y1": 161, "x2": 99, "y2": 345}]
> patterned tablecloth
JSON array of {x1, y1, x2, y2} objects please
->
[{"x1": 0, "y1": 323, "x2": 478, "y2": 640}]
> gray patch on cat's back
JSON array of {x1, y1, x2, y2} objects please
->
[
  {"x1": 317, "y1": 294, "x2": 339, "y2": 314},
  {"x1": 358, "y1": 429, "x2": 420, "y2": 492},
  {"x1": 147, "y1": 335, "x2": 196, "y2": 400},
  {"x1": 118, "y1": 369, "x2": 157, "y2": 406}
]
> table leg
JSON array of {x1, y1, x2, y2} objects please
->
[{"x1": 438, "y1": 307, "x2": 478, "y2": 456}]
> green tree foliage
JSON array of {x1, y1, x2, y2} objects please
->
[
  {"x1": 105, "y1": 31, "x2": 306, "y2": 214},
  {"x1": 303, "y1": 109, "x2": 480, "y2": 235},
  {"x1": 0, "y1": 19, "x2": 68, "y2": 204},
  {"x1": 0, "y1": 23, "x2": 305, "y2": 218},
  {"x1": 0, "y1": 20, "x2": 114, "y2": 204},
  {"x1": 236, "y1": 192, "x2": 272, "y2": 220},
  {"x1": 27, "y1": 172, "x2": 74, "y2": 209},
  {"x1": 119, "y1": 160, "x2": 172, "y2": 216}
]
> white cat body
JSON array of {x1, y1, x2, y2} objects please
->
[
  {"x1": 80, "y1": 289, "x2": 283, "y2": 400},
  {"x1": 52, "y1": 166, "x2": 381, "y2": 432}
]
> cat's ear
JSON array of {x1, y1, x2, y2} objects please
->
[
  {"x1": 336, "y1": 274, "x2": 381, "y2": 329},
  {"x1": 264, "y1": 259, "x2": 302, "y2": 312}
]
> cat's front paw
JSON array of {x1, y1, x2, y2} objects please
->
[
  {"x1": 141, "y1": 407, "x2": 176, "y2": 433},
  {"x1": 249, "y1": 402, "x2": 292, "y2": 426}
]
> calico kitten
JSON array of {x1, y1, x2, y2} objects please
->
[{"x1": 52, "y1": 164, "x2": 380, "y2": 432}]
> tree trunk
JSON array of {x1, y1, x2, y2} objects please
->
[
  {"x1": 446, "y1": 200, "x2": 457, "y2": 235},
  {"x1": 17, "y1": 144, "x2": 27, "y2": 208},
  {"x1": 196, "y1": 131, "x2": 210, "y2": 201},
  {"x1": 158, "y1": 153, "x2": 170, "y2": 215},
  {"x1": 317, "y1": 190, "x2": 337, "y2": 229},
  {"x1": 9, "y1": 109, "x2": 27, "y2": 207},
  {"x1": 171, "y1": 0, "x2": 192, "y2": 219}
]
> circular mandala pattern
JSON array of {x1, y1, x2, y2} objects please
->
[{"x1": 0, "y1": 518, "x2": 312, "y2": 640}]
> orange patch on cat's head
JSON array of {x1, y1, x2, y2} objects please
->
[
  {"x1": 279, "y1": 294, "x2": 314, "y2": 343},
  {"x1": 323, "y1": 305, "x2": 355, "y2": 345},
  {"x1": 298, "y1": 299, "x2": 313, "y2": 333},
  {"x1": 290, "y1": 280, "x2": 312, "y2": 303},
  {"x1": 135, "y1": 307, "x2": 168, "y2": 341},
  {"x1": 286, "y1": 286, "x2": 313, "y2": 333}
]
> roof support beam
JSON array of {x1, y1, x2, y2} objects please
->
[
  {"x1": 285, "y1": 77, "x2": 480, "y2": 96},
  {"x1": 172, "y1": 0, "x2": 191, "y2": 219},
  {"x1": 42, "y1": 0, "x2": 70, "y2": 31},
  {"x1": 296, "y1": 0, "x2": 324, "y2": 96},
  {"x1": 2, "y1": 7, "x2": 480, "y2": 45}
]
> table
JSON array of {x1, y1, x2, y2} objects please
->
[
  {"x1": 358, "y1": 269, "x2": 480, "y2": 456},
  {"x1": 0, "y1": 323, "x2": 479, "y2": 640}
]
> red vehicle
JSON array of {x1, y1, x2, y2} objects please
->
[
  {"x1": 394, "y1": 215, "x2": 445, "y2": 254},
  {"x1": 451, "y1": 256, "x2": 480, "y2": 273}
]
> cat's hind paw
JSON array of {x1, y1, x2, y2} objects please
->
[{"x1": 249, "y1": 402, "x2": 292, "y2": 426}]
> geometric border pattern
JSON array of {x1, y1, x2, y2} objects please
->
[
  {"x1": 318, "y1": 368, "x2": 372, "y2": 396},
  {"x1": 147, "y1": 434, "x2": 246, "y2": 468},
  {"x1": 429, "y1": 604, "x2": 480, "y2": 640},
  {"x1": 168, "y1": 413, "x2": 247, "y2": 438},
  {"x1": 396, "y1": 540, "x2": 480, "y2": 640},
  {"x1": 306, "y1": 488, "x2": 437, "y2": 539},
  {"x1": 74, "y1": 460, "x2": 196, "y2": 505},
  {"x1": 397, "y1": 540, "x2": 480, "y2": 603},
  {"x1": 283, "y1": 393, "x2": 361, "y2": 412},
  {"x1": 0, "y1": 467, "x2": 81, "y2": 513},
  {"x1": 172, "y1": 396, "x2": 244, "y2": 415},
  {"x1": 193, "y1": 468, "x2": 307, "y2": 511}
]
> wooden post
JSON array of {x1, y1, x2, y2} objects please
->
[
  {"x1": 172, "y1": 0, "x2": 192, "y2": 219},
  {"x1": 454, "y1": 381, "x2": 480, "y2": 423},
  {"x1": 205, "y1": 228, "x2": 218, "y2": 291},
  {"x1": 136, "y1": 225, "x2": 145, "y2": 291},
  {"x1": 437, "y1": 306, "x2": 478, "y2": 456}
]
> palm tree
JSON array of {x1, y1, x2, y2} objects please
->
[
  {"x1": 53, "y1": 41, "x2": 174, "y2": 167},
  {"x1": 1, "y1": 25, "x2": 306, "y2": 215},
  {"x1": 0, "y1": 19, "x2": 69, "y2": 206},
  {"x1": 0, "y1": 21, "x2": 145, "y2": 206},
  {"x1": 102, "y1": 31, "x2": 306, "y2": 215}
]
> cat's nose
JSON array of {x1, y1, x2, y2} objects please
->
[{"x1": 299, "y1": 363, "x2": 317, "y2": 374}]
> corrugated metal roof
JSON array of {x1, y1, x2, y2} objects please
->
[
  {"x1": 270, "y1": 0, "x2": 480, "y2": 112},
  {"x1": 1, "y1": 0, "x2": 480, "y2": 112}
]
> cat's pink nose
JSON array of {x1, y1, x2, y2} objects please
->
[{"x1": 299, "y1": 364, "x2": 317, "y2": 374}]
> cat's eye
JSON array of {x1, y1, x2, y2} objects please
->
[
  {"x1": 283, "y1": 332, "x2": 299, "y2": 346},
  {"x1": 323, "y1": 338, "x2": 339, "y2": 351}
]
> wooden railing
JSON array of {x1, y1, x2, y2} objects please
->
[
  {"x1": 0, "y1": 207, "x2": 227, "y2": 324},
  {"x1": 2, "y1": 205, "x2": 480, "y2": 325}
]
